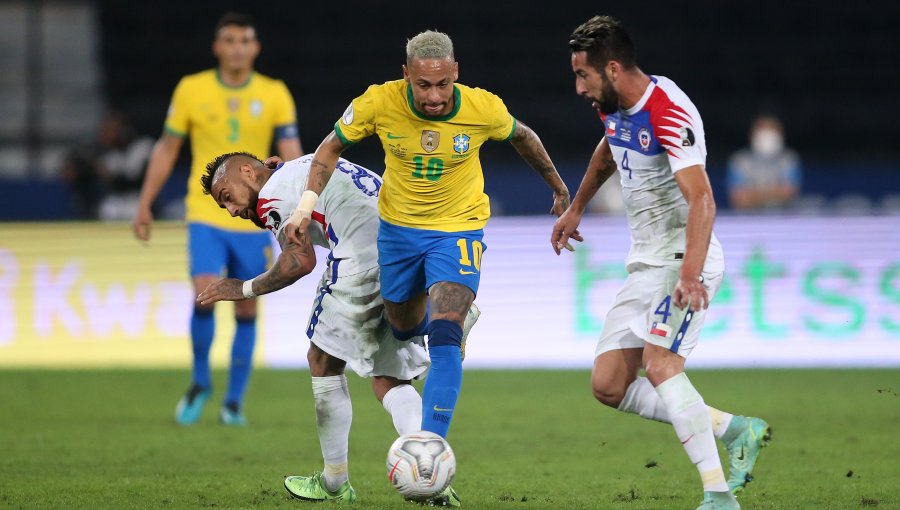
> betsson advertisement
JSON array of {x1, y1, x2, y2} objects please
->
[{"x1": 2, "y1": 216, "x2": 898, "y2": 368}]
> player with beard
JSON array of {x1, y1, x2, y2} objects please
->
[
  {"x1": 551, "y1": 16, "x2": 770, "y2": 510},
  {"x1": 196, "y1": 152, "x2": 478, "y2": 503}
]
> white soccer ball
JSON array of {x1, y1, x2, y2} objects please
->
[{"x1": 386, "y1": 431, "x2": 456, "y2": 500}]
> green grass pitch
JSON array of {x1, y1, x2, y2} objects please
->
[{"x1": 1, "y1": 369, "x2": 898, "y2": 509}]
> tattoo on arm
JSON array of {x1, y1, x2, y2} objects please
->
[
  {"x1": 309, "y1": 159, "x2": 333, "y2": 192},
  {"x1": 584, "y1": 154, "x2": 617, "y2": 196},
  {"x1": 510, "y1": 122, "x2": 564, "y2": 191},
  {"x1": 253, "y1": 229, "x2": 314, "y2": 295}
]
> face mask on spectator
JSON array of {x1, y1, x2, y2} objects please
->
[{"x1": 751, "y1": 129, "x2": 784, "y2": 157}]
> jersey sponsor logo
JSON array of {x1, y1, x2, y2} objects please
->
[
  {"x1": 227, "y1": 97, "x2": 240, "y2": 112},
  {"x1": 452, "y1": 133, "x2": 470, "y2": 154},
  {"x1": 680, "y1": 126, "x2": 695, "y2": 147},
  {"x1": 386, "y1": 133, "x2": 406, "y2": 139},
  {"x1": 638, "y1": 128, "x2": 651, "y2": 151},
  {"x1": 459, "y1": 269, "x2": 477, "y2": 275},
  {"x1": 250, "y1": 99, "x2": 262, "y2": 117},
  {"x1": 421, "y1": 130, "x2": 440, "y2": 153},
  {"x1": 341, "y1": 103, "x2": 354, "y2": 125}
]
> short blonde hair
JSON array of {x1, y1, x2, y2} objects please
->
[{"x1": 406, "y1": 30, "x2": 454, "y2": 62}]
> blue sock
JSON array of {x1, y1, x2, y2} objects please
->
[
  {"x1": 421, "y1": 319, "x2": 463, "y2": 438},
  {"x1": 391, "y1": 314, "x2": 429, "y2": 341},
  {"x1": 225, "y1": 317, "x2": 256, "y2": 408},
  {"x1": 190, "y1": 307, "x2": 214, "y2": 389}
]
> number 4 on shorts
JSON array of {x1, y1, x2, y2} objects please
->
[{"x1": 654, "y1": 295, "x2": 672, "y2": 323}]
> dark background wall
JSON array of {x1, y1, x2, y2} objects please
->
[{"x1": 95, "y1": 0, "x2": 899, "y2": 212}]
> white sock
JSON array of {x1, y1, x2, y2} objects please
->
[
  {"x1": 655, "y1": 373, "x2": 729, "y2": 493},
  {"x1": 382, "y1": 384, "x2": 422, "y2": 435},
  {"x1": 312, "y1": 375, "x2": 352, "y2": 492},
  {"x1": 618, "y1": 377, "x2": 734, "y2": 440}
]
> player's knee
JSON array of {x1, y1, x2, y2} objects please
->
[
  {"x1": 426, "y1": 319, "x2": 463, "y2": 347},
  {"x1": 307, "y1": 343, "x2": 343, "y2": 377},
  {"x1": 642, "y1": 358, "x2": 682, "y2": 387},
  {"x1": 592, "y1": 382, "x2": 625, "y2": 408},
  {"x1": 391, "y1": 318, "x2": 426, "y2": 341}
]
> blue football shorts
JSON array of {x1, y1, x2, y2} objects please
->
[
  {"x1": 187, "y1": 223, "x2": 271, "y2": 280},
  {"x1": 377, "y1": 220, "x2": 486, "y2": 303}
]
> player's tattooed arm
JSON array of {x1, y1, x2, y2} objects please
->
[
  {"x1": 304, "y1": 131, "x2": 348, "y2": 195},
  {"x1": 569, "y1": 137, "x2": 617, "y2": 214},
  {"x1": 195, "y1": 228, "x2": 316, "y2": 304},
  {"x1": 253, "y1": 228, "x2": 317, "y2": 295},
  {"x1": 508, "y1": 120, "x2": 570, "y2": 216}
]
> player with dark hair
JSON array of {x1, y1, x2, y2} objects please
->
[
  {"x1": 553, "y1": 15, "x2": 770, "y2": 510},
  {"x1": 133, "y1": 12, "x2": 302, "y2": 426},
  {"x1": 196, "y1": 152, "x2": 476, "y2": 503}
]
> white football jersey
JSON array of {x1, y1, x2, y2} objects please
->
[
  {"x1": 256, "y1": 155, "x2": 382, "y2": 277},
  {"x1": 601, "y1": 76, "x2": 724, "y2": 272}
]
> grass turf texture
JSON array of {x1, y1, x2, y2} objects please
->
[{"x1": 1, "y1": 369, "x2": 897, "y2": 509}]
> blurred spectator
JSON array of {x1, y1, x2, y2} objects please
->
[
  {"x1": 61, "y1": 111, "x2": 154, "y2": 220},
  {"x1": 727, "y1": 115, "x2": 801, "y2": 210}
]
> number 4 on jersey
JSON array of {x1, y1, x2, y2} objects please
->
[{"x1": 621, "y1": 150, "x2": 632, "y2": 179}]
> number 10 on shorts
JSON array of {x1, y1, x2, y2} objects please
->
[{"x1": 457, "y1": 239, "x2": 483, "y2": 273}]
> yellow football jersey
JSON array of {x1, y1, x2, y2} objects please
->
[
  {"x1": 334, "y1": 79, "x2": 515, "y2": 232},
  {"x1": 165, "y1": 69, "x2": 297, "y2": 231}
]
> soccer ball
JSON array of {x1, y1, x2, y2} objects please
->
[{"x1": 386, "y1": 431, "x2": 456, "y2": 500}]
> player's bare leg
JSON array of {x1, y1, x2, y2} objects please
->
[
  {"x1": 384, "y1": 291, "x2": 480, "y2": 362},
  {"x1": 384, "y1": 292, "x2": 429, "y2": 335},
  {"x1": 284, "y1": 343, "x2": 356, "y2": 502}
]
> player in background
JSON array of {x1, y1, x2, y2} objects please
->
[
  {"x1": 551, "y1": 16, "x2": 770, "y2": 510},
  {"x1": 132, "y1": 12, "x2": 302, "y2": 426},
  {"x1": 283, "y1": 31, "x2": 570, "y2": 463},
  {"x1": 197, "y1": 152, "x2": 471, "y2": 503}
]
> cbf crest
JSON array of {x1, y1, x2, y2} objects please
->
[
  {"x1": 421, "y1": 130, "x2": 440, "y2": 153},
  {"x1": 452, "y1": 133, "x2": 470, "y2": 154}
]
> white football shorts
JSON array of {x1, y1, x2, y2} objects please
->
[
  {"x1": 594, "y1": 263, "x2": 724, "y2": 358},
  {"x1": 306, "y1": 265, "x2": 429, "y2": 380}
]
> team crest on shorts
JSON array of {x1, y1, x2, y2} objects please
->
[
  {"x1": 452, "y1": 133, "x2": 470, "y2": 154},
  {"x1": 421, "y1": 130, "x2": 440, "y2": 153},
  {"x1": 638, "y1": 128, "x2": 651, "y2": 151}
]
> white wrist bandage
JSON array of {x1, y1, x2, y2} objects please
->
[
  {"x1": 295, "y1": 190, "x2": 319, "y2": 219},
  {"x1": 242, "y1": 279, "x2": 256, "y2": 299}
]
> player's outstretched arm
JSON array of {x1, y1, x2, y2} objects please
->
[
  {"x1": 132, "y1": 133, "x2": 183, "y2": 241},
  {"x1": 508, "y1": 120, "x2": 570, "y2": 216},
  {"x1": 672, "y1": 164, "x2": 715, "y2": 310},
  {"x1": 550, "y1": 138, "x2": 617, "y2": 255},
  {"x1": 283, "y1": 131, "x2": 346, "y2": 246},
  {"x1": 196, "y1": 227, "x2": 317, "y2": 305}
]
